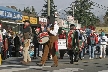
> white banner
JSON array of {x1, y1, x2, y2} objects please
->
[{"x1": 58, "y1": 39, "x2": 67, "y2": 50}]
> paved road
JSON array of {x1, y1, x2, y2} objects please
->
[{"x1": 1, "y1": 55, "x2": 108, "y2": 72}]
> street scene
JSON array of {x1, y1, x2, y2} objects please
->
[{"x1": 0, "y1": 0, "x2": 108, "y2": 72}]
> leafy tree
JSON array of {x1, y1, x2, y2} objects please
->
[
  {"x1": 103, "y1": 11, "x2": 108, "y2": 25},
  {"x1": 6, "y1": 6, "x2": 10, "y2": 8},
  {"x1": 18, "y1": 9, "x2": 21, "y2": 12},
  {"x1": 67, "y1": 0, "x2": 99, "y2": 26},
  {"x1": 31, "y1": 6, "x2": 37, "y2": 16},
  {"x1": 41, "y1": 0, "x2": 57, "y2": 17},
  {"x1": 22, "y1": 6, "x2": 37, "y2": 17}
]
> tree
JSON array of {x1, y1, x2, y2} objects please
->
[
  {"x1": 22, "y1": 7, "x2": 31, "y2": 14},
  {"x1": 103, "y1": 11, "x2": 108, "y2": 25},
  {"x1": 22, "y1": 6, "x2": 37, "y2": 17},
  {"x1": 11, "y1": 6, "x2": 17, "y2": 10},
  {"x1": 18, "y1": 9, "x2": 21, "y2": 12},
  {"x1": 31, "y1": 6, "x2": 37, "y2": 16},
  {"x1": 67, "y1": 0, "x2": 99, "y2": 26},
  {"x1": 41, "y1": 0, "x2": 57, "y2": 17},
  {"x1": 6, "y1": 6, "x2": 22, "y2": 12}
]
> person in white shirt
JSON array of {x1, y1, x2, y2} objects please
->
[
  {"x1": 99, "y1": 32, "x2": 108, "y2": 59},
  {"x1": 2, "y1": 29, "x2": 7, "y2": 36},
  {"x1": 37, "y1": 20, "x2": 59, "y2": 67}
]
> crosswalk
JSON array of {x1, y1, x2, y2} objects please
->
[
  {"x1": 0, "y1": 64, "x2": 108, "y2": 72},
  {"x1": 98, "y1": 70, "x2": 108, "y2": 72},
  {"x1": 0, "y1": 64, "x2": 84, "y2": 72},
  {"x1": 0, "y1": 65, "x2": 51, "y2": 72},
  {"x1": 52, "y1": 68, "x2": 84, "y2": 72}
]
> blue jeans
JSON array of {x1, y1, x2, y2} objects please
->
[
  {"x1": 8, "y1": 45, "x2": 13, "y2": 57},
  {"x1": 89, "y1": 45, "x2": 95, "y2": 58},
  {"x1": 81, "y1": 48, "x2": 85, "y2": 57}
]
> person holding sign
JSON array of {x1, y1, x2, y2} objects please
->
[{"x1": 59, "y1": 30, "x2": 66, "y2": 59}]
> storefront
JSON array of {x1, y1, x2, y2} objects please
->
[{"x1": 0, "y1": 6, "x2": 22, "y2": 33}]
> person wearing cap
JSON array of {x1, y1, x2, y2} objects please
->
[
  {"x1": 21, "y1": 20, "x2": 32, "y2": 64},
  {"x1": 99, "y1": 32, "x2": 108, "y2": 59},
  {"x1": 67, "y1": 24, "x2": 79, "y2": 64},
  {"x1": 37, "y1": 20, "x2": 59, "y2": 67}
]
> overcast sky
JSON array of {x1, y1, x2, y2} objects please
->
[{"x1": 0, "y1": 0, "x2": 108, "y2": 17}]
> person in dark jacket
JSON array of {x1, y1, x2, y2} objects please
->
[
  {"x1": 33, "y1": 27, "x2": 41, "y2": 59},
  {"x1": 14, "y1": 34, "x2": 21, "y2": 57},
  {"x1": 8, "y1": 34, "x2": 14, "y2": 57}
]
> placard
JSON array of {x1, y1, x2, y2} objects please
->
[
  {"x1": 22, "y1": 16, "x2": 29, "y2": 22},
  {"x1": 58, "y1": 39, "x2": 67, "y2": 50},
  {"x1": 30, "y1": 17, "x2": 37, "y2": 24}
]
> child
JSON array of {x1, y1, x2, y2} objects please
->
[{"x1": 29, "y1": 47, "x2": 34, "y2": 57}]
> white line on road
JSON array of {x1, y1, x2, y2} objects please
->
[
  {"x1": 0, "y1": 65, "x2": 22, "y2": 67},
  {"x1": 52, "y1": 68, "x2": 84, "y2": 72},
  {"x1": 98, "y1": 70, "x2": 108, "y2": 72},
  {"x1": 0, "y1": 65, "x2": 51, "y2": 72}
]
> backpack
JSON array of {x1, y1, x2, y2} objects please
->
[{"x1": 90, "y1": 35, "x2": 96, "y2": 45}]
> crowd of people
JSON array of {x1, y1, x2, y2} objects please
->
[
  {"x1": 59, "y1": 24, "x2": 108, "y2": 64},
  {"x1": 2, "y1": 28, "x2": 23, "y2": 60},
  {"x1": 1, "y1": 19, "x2": 108, "y2": 67}
]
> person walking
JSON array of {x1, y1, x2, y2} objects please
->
[
  {"x1": 21, "y1": 20, "x2": 32, "y2": 64},
  {"x1": 67, "y1": 24, "x2": 79, "y2": 64},
  {"x1": 99, "y1": 32, "x2": 108, "y2": 59},
  {"x1": 37, "y1": 20, "x2": 59, "y2": 67},
  {"x1": 87, "y1": 30, "x2": 98, "y2": 59}
]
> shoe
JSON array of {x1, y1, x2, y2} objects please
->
[
  {"x1": 27, "y1": 60, "x2": 31, "y2": 63},
  {"x1": 89, "y1": 57, "x2": 91, "y2": 59},
  {"x1": 20, "y1": 61, "x2": 28, "y2": 64},
  {"x1": 59, "y1": 57, "x2": 63, "y2": 59},
  {"x1": 51, "y1": 64, "x2": 58, "y2": 67},
  {"x1": 36, "y1": 63, "x2": 45, "y2": 66},
  {"x1": 82, "y1": 57, "x2": 84, "y2": 59},
  {"x1": 99, "y1": 57, "x2": 102, "y2": 59},
  {"x1": 79, "y1": 58, "x2": 82, "y2": 60},
  {"x1": 33, "y1": 57, "x2": 37, "y2": 59},
  {"x1": 70, "y1": 61, "x2": 73, "y2": 64},
  {"x1": 74, "y1": 60, "x2": 78, "y2": 62}
]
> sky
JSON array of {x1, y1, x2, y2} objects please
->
[{"x1": 0, "y1": 0, "x2": 108, "y2": 19}]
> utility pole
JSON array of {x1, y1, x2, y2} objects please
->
[
  {"x1": 72, "y1": 2, "x2": 75, "y2": 17},
  {"x1": 47, "y1": 0, "x2": 50, "y2": 16}
]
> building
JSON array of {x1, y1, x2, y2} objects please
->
[{"x1": 0, "y1": 6, "x2": 22, "y2": 33}]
